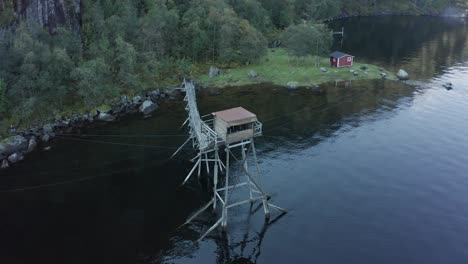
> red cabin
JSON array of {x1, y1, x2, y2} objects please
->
[{"x1": 330, "y1": 51, "x2": 354, "y2": 67}]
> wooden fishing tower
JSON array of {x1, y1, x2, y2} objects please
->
[{"x1": 173, "y1": 79, "x2": 286, "y2": 240}]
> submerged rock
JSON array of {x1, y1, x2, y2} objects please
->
[
  {"x1": 396, "y1": 69, "x2": 409, "y2": 80},
  {"x1": 139, "y1": 100, "x2": 159, "y2": 116},
  {"x1": 443, "y1": 82, "x2": 453, "y2": 90}
]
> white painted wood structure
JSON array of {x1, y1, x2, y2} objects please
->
[{"x1": 174, "y1": 79, "x2": 286, "y2": 240}]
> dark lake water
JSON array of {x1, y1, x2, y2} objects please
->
[{"x1": 2, "y1": 16, "x2": 468, "y2": 264}]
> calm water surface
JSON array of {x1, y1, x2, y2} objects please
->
[{"x1": 2, "y1": 16, "x2": 468, "y2": 264}]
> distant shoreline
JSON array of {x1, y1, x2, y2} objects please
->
[{"x1": 322, "y1": 12, "x2": 466, "y2": 23}]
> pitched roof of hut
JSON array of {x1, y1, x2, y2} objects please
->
[
  {"x1": 330, "y1": 51, "x2": 353, "y2": 58},
  {"x1": 213, "y1": 107, "x2": 257, "y2": 124}
]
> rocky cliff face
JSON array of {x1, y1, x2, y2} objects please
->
[{"x1": 0, "y1": 0, "x2": 81, "y2": 33}]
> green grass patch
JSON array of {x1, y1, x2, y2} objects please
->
[{"x1": 196, "y1": 48, "x2": 397, "y2": 88}]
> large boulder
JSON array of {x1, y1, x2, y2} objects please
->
[
  {"x1": 7, "y1": 153, "x2": 24, "y2": 164},
  {"x1": 248, "y1": 70, "x2": 258, "y2": 78},
  {"x1": 112, "y1": 103, "x2": 128, "y2": 115},
  {"x1": 42, "y1": 133, "x2": 50, "y2": 143},
  {"x1": 209, "y1": 66, "x2": 220, "y2": 78},
  {"x1": 26, "y1": 137, "x2": 37, "y2": 153},
  {"x1": 287, "y1": 82, "x2": 299, "y2": 90},
  {"x1": 132, "y1": 95, "x2": 143, "y2": 105},
  {"x1": 97, "y1": 112, "x2": 116, "y2": 122},
  {"x1": 43, "y1": 123, "x2": 54, "y2": 134},
  {"x1": 139, "y1": 100, "x2": 159, "y2": 116},
  {"x1": 0, "y1": 135, "x2": 28, "y2": 159},
  {"x1": 396, "y1": 69, "x2": 409, "y2": 80}
]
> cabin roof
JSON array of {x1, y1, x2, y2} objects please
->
[
  {"x1": 213, "y1": 107, "x2": 256, "y2": 124},
  {"x1": 330, "y1": 51, "x2": 353, "y2": 58}
]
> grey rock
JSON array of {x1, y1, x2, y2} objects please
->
[
  {"x1": 97, "y1": 112, "x2": 116, "y2": 122},
  {"x1": 112, "y1": 104, "x2": 128, "y2": 115},
  {"x1": 396, "y1": 69, "x2": 409, "y2": 80},
  {"x1": 0, "y1": 135, "x2": 28, "y2": 159},
  {"x1": 82, "y1": 114, "x2": 90, "y2": 122},
  {"x1": 147, "y1": 89, "x2": 161, "y2": 101},
  {"x1": 43, "y1": 146, "x2": 52, "y2": 151},
  {"x1": 353, "y1": 71, "x2": 359, "y2": 76},
  {"x1": 1, "y1": 159, "x2": 9, "y2": 169},
  {"x1": 42, "y1": 134, "x2": 50, "y2": 143},
  {"x1": 121, "y1": 95, "x2": 130, "y2": 102},
  {"x1": 209, "y1": 66, "x2": 220, "y2": 78},
  {"x1": 27, "y1": 137, "x2": 37, "y2": 153},
  {"x1": 320, "y1": 67, "x2": 328, "y2": 73},
  {"x1": 132, "y1": 96, "x2": 143, "y2": 105},
  {"x1": 7, "y1": 153, "x2": 24, "y2": 163},
  {"x1": 364, "y1": 70, "x2": 369, "y2": 75},
  {"x1": 164, "y1": 89, "x2": 180, "y2": 100},
  {"x1": 248, "y1": 70, "x2": 258, "y2": 78},
  {"x1": 43, "y1": 123, "x2": 54, "y2": 134},
  {"x1": 287, "y1": 82, "x2": 299, "y2": 90},
  {"x1": 139, "y1": 100, "x2": 159, "y2": 116}
]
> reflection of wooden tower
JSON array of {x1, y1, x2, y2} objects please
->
[{"x1": 174, "y1": 79, "x2": 286, "y2": 240}]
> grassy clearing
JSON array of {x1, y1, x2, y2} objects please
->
[{"x1": 196, "y1": 48, "x2": 397, "y2": 88}]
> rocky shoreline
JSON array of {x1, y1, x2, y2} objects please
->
[{"x1": 0, "y1": 86, "x2": 183, "y2": 170}]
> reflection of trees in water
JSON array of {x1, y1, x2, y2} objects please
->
[
  {"x1": 330, "y1": 16, "x2": 468, "y2": 79},
  {"x1": 212, "y1": 81, "x2": 417, "y2": 155}
]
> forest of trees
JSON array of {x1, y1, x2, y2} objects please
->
[{"x1": 0, "y1": 0, "x2": 459, "y2": 125}]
